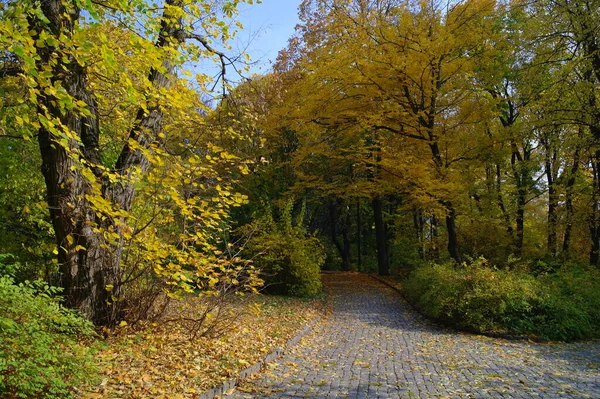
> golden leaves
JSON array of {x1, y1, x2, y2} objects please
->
[{"x1": 86, "y1": 294, "x2": 323, "y2": 399}]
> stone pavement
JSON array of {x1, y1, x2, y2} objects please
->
[{"x1": 224, "y1": 273, "x2": 600, "y2": 399}]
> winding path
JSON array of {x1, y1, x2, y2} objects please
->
[{"x1": 225, "y1": 273, "x2": 600, "y2": 399}]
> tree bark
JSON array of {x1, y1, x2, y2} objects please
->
[
  {"x1": 495, "y1": 164, "x2": 514, "y2": 237},
  {"x1": 328, "y1": 199, "x2": 351, "y2": 271},
  {"x1": 413, "y1": 208, "x2": 425, "y2": 260},
  {"x1": 33, "y1": 0, "x2": 185, "y2": 326},
  {"x1": 588, "y1": 110, "x2": 600, "y2": 266},
  {"x1": 445, "y1": 205, "x2": 462, "y2": 264},
  {"x1": 542, "y1": 136, "x2": 558, "y2": 256},
  {"x1": 563, "y1": 140, "x2": 580, "y2": 256},
  {"x1": 372, "y1": 195, "x2": 390, "y2": 275},
  {"x1": 510, "y1": 142, "x2": 531, "y2": 257},
  {"x1": 356, "y1": 198, "x2": 363, "y2": 270},
  {"x1": 342, "y1": 209, "x2": 352, "y2": 271},
  {"x1": 590, "y1": 157, "x2": 600, "y2": 267},
  {"x1": 429, "y1": 141, "x2": 462, "y2": 263}
]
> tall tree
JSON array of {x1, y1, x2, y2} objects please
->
[{"x1": 0, "y1": 0, "x2": 252, "y2": 325}]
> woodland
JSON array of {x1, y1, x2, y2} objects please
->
[{"x1": 1, "y1": 0, "x2": 600, "y2": 397}]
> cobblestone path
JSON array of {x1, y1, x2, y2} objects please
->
[{"x1": 225, "y1": 273, "x2": 600, "y2": 399}]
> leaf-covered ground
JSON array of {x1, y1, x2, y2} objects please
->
[
  {"x1": 81, "y1": 295, "x2": 323, "y2": 399},
  {"x1": 224, "y1": 273, "x2": 600, "y2": 399}
]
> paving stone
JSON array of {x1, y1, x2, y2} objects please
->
[{"x1": 224, "y1": 273, "x2": 600, "y2": 399}]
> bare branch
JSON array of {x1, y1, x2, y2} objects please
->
[
  {"x1": 186, "y1": 32, "x2": 251, "y2": 96},
  {"x1": 0, "y1": 66, "x2": 22, "y2": 77}
]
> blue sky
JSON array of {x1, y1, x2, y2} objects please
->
[{"x1": 234, "y1": 0, "x2": 303, "y2": 75}]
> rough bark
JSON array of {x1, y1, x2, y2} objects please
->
[
  {"x1": 328, "y1": 200, "x2": 351, "y2": 271},
  {"x1": 372, "y1": 195, "x2": 390, "y2": 275},
  {"x1": 429, "y1": 141, "x2": 462, "y2": 264},
  {"x1": 509, "y1": 142, "x2": 531, "y2": 257},
  {"x1": 495, "y1": 164, "x2": 514, "y2": 237},
  {"x1": 413, "y1": 208, "x2": 425, "y2": 260},
  {"x1": 588, "y1": 163, "x2": 600, "y2": 264},
  {"x1": 356, "y1": 198, "x2": 363, "y2": 269},
  {"x1": 563, "y1": 141, "x2": 580, "y2": 256},
  {"x1": 542, "y1": 136, "x2": 558, "y2": 256},
  {"x1": 445, "y1": 206, "x2": 462, "y2": 264},
  {"x1": 33, "y1": 0, "x2": 185, "y2": 325}
]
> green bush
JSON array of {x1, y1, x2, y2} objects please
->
[
  {"x1": 535, "y1": 266, "x2": 600, "y2": 341},
  {"x1": 242, "y1": 199, "x2": 324, "y2": 297},
  {"x1": 0, "y1": 275, "x2": 97, "y2": 398},
  {"x1": 403, "y1": 258, "x2": 600, "y2": 341}
]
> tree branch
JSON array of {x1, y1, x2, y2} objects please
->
[
  {"x1": 0, "y1": 66, "x2": 22, "y2": 77},
  {"x1": 186, "y1": 33, "x2": 245, "y2": 96}
]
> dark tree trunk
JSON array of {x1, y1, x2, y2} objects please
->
[
  {"x1": 515, "y1": 188, "x2": 526, "y2": 257},
  {"x1": 590, "y1": 146, "x2": 600, "y2": 267},
  {"x1": 584, "y1": 56, "x2": 600, "y2": 266},
  {"x1": 429, "y1": 141, "x2": 462, "y2": 263},
  {"x1": 372, "y1": 196, "x2": 390, "y2": 275},
  {"x1": 542, "y1": 136, "x2": 558, "y2": 256},
  {"x1": 445, "y1": 204, "x2": 462, "y2": 264},
  {"x1": 413, "y1": 208, "x2": 425, "y2": 260},
  {"x1": 430, "y1": 216, "x2": 440, "y2": 260},
  {"x1": 510, "y1": 142, "x2": 531, "y2": 257},
  {"x1": 342, "y1": 210, "x2": 352, "y2": 272},
  {"x1": 495, "y1": 164, "x2": 514, "y2": 237},
  {"x1": 563, "y1": 141, "x2": 580, "y2": 256},
  {"x1": 32, "y1": 0, "x2": 185, "y2": 325},
  {"x1": 356, "y1": 198, "x2": 363, "y2": 270},
  {"x1": 547, "y1": 181, "x2": 558, "y2": 256},
  {"x1": 329, "y1": 200, "x2": 351, "y2": 271}
]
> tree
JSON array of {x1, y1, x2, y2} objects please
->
[{"x1": 0, "y1": 0, "x2": 255, "y2": 325}]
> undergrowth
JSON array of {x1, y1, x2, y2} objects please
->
[
  {"x1": 403, "y1": 258, "x2": 600, "y2": 341},
  {"x1": 0, "y1": 275, "x2": 97, "y2": 399}
]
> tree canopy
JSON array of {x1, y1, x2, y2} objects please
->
[{"x1": 1, "y1": 0, "x2": 600, "y2": 329}]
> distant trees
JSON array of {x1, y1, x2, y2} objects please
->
[
  {"x1": 236, "y1": 0, "x2": 600, "y2": 270},
  {"x1": 2, "y1": 0, "x2": 600, "y2": 327}
]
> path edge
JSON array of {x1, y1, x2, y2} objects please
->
[
  {"x1": 369, "y1": 273, "x2": 543, "y2": 343},
  {"x1": 197, "y1": 306, "x2": 325, "y2": 399}
]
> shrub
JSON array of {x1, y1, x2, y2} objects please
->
[
  {"x1": 404, "y1": 258, "x2": 539, "y2": 332},
  {"x1": 403, "y1": 258, "x2": 600, "y2": 341},
  {"x1": 534, "y1": 265, "x2": 600, "y2": 341},
  {"x1": 242, "y1": 199, "x2": 324, "y2": 297},
  {"x1": 0, "y1": 276, "x2": 97, "y2": 398}
]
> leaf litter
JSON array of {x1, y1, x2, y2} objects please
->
[{"x1": 81, "y1": 294, "x2": 323, "y2": 399}]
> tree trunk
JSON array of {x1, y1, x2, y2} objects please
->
[
  {"x1": 356, "y1": 198, "x2": 363, "y2": 270},
  {"x1": 515, "y1": 188, "x2": 526, "y2": 257},
  {"x1": 543, "y1": 136, "x2": 558, "y2": 256},
  {"x1": 510, "y1": 142, "x2": 531, "y2": 257},
  {"x1": 328, "y1": 200, "x2": 351, "y2": 271},
  {"x1": 372, "y1": 195, "x2": 390, "y2": 275},
  {"x1": 33, "y1": 0, "x2": 185, "y2": 325},
  {"x1": 563, "y1": 141, "x2": 580, "y2": 256},
  {"x1": 590, "y1": 146, "x2": 600, "y2": 267},
  {"x1": 429, "y1": 141, "x2": 461, "y2": 263},
  {"x1": 445, "y1": 204, "x2": 462, "y2": 264},
  {"x1": 495, "y1": 164, "x2": 514, "y2": 237},
  {"x1": 413, "y1": 208, "x2": 425, "y2": 260},
  {"x1": 342, "y1": 209, "x2": 352, "y2": 272}
]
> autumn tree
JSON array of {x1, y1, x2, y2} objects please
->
[{"x1": 0, "y1": 0, "x2": 258, "y2": 325}]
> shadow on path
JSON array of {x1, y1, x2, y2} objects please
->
[{"x1": 225, "y1": 272, "x2": 600, "y2": 399}]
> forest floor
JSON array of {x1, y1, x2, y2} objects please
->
[
  {"x1": 225, "y1": 272, "x2": 600, "y2": 399},
  {"x1": 81, "y1": 294, "x2": 324, "y2": 399}
]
